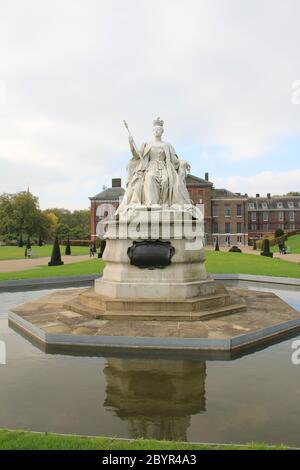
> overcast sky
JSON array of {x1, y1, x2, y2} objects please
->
[{"x1": 0, "y1": 0, "x2": 300, "y2": 209}]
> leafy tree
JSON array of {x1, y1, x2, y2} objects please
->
[
  {"x1": 12, "y1": 191, "x2": 41, "y2": 237},
  {"x1": 275, "y1": 228, "x2": 284, "y2": 238},
  {"x1": 18, "y1": 233, "x2": 23, "y2": 247}
]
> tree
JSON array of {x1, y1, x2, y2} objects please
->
[
  {"x1": 57, "y1": 223, "x2": 71, "y2": 240},
  {"x1": 12, "y1": 191, "x2": 41, "y2": 237},
  {"x1": 275, "y1": 228, "x2": 284, "y2": 238},
  {"x1": 48, "y1": 236, "x2": 64, "y2": 266},
  {"x1": 215, "y1": 239, "x2": 220, "y2": 251},
  {"x1": 0, "y1": 193, "x2": 16, "y2": 237},
  {"x1": 18, "y1": 233, "x2": 23, "y2": 247}
]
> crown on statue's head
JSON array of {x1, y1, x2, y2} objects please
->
[{"x1": 153, "y1": 117, "x2": 164, "y2": 127}]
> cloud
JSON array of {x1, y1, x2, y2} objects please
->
[
  {"x1": 0, "y1": 0, "x2": 300, "y2": 207},
  {"x1": 213, "y1": 169, "x2": 300, "y2": 197}
]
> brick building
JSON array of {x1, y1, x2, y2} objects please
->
[
  {"x1": 90, "y1": 173, "x2": 249, "y2": 246},
  {"x1": 89, "y1": 178, "x2": 125, "y2": 241},
  {"x1": 247, "y1": 194, "x2": 300, "y2": 242}
]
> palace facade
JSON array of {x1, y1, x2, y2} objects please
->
[{"x1": 90, "y1": 175, "x2": 300, "y2": 245}]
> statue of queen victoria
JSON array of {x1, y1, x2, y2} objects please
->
[{"x1": 117, "y1": 117, "x2": 193, "y2": 215}]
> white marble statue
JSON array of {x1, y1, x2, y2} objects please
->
[{"x1": 117, "y1": 118, "x2": 192, "y2": 214}]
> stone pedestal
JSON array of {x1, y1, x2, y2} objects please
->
[{"x1": 95, "y1": 209, "x2": 214, "y2": 300}]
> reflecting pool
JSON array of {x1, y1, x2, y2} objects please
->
[{"x1": 0, "y1": 283, "x2": 300, "y2": 446}]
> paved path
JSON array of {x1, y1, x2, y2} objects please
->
[
  {"x1": 273, "y1": 253, "x2": 300, "y2": 264},
  {"x1": 0, "y1": 255, "x2": 92, "y2": 273},
  {"x1": 206, "y1": 245, "x2": 300, "y2": 263}
]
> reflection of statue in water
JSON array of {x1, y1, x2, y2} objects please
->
[
  {"x1": 104, "y1": 357, "x2": 206, "y2": 441},
  {"x1": 117, "y1": 118, "x2": 192, "y2": 215}
]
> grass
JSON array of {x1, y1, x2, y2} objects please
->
[
  {"x1": 0, "y1": 258, "x2": 104, "y2": 280},
  {"x1": 205, "y1": 251, "x2": 300, "y2": 278},
  {"x1": 0, "y1": 244, "x2": 89, "y2": 260},
  {"x1": 0, "y1": 430, "x2": 288, "y2": 450},
  {"x1": 0, "y1": 251, "x2": 299, "y2": 281},
  {"x1": 271, "y1": 234, "x2": 300, "y2": 254}
]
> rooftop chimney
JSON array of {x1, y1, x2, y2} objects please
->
[
  {"x1": 205, "y1": 172, "x2": 209, "y2": 181},
  {"x1": 112, "y1": 178, "x2": 121, "y2": 188},
  {"x1": 256, "y1": 193, "x2": 260, "y2": 198}
]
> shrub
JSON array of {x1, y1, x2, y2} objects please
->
[
  {"x1": 48, "y1": 236, "x2": 64, "y2": 266},
  {"x1": 261, "y1": 238, "x2": 273, "y2": 258},
  {"x1": 229, "y1": 246, "x2": 242, "y2": 253},
  {"x1": 275, "y1": 228, "x2": 284, "y2": 238},
  {"x1": 215, "y1": 239, "x2": 220, "y2": 251},
  {"x1": 65, "y1": 238, "x2": 71, "y2": 255}
]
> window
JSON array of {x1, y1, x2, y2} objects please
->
[
  {"x1": 248, "y1": 202, "x2": 255, "y2": 209},
  {"x1": 277, "y1": 202, "x2": 283, "y2": 209},
  {"x1": 262, "y1": 202, "x2": 268, "y2": 209},
  {"x1": 237, "y1": 204, "x2": 242, "y2": 217},
  {"x1": 212, "y1": 205, "x2": 218, "y2": 217},
  {"x1": 224, "y1": 205, "x2": 231, "y2": 217},
  {"x1": 225, "y1": 235, "x2": 231, "y2": 246},
  {"x1": 289, "y1": 211, "x2": 295, "y2": 221},
  {"x1": 263, "y1": 224, "x2": 269, "y2": 232},
  {"x1": 263, "y1": 212, "x2": 269, "y2": 222},
  {"x1": 278, "y1": 212, "x2": 284, "y2": 221},
  {"x1": 251, "y1": 212, "x2": 257, "y2": 222},
  {"x1": 251, "y1": 223, "x2": 257, "y2": 231},
  {"x1": 237, "y1": 222, "x2": 242, "y2": 233},
  {"x1": 225, "y1": 222, "x2": 231, "y2": 233},
  {"x1": 289, "y1": 223, "x2": 295, "y2": 230},
  {"x1": 212, "y1": 222, "x2": 219, "y2": 233},
  {"x1": 288, "y1": 202, "x2": 294, "y2": 209},
  {"x1": 237, "y1": 235, "x2": 242, "y2": 245}
]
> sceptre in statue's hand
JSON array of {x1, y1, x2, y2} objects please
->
[{"x1": 123, "y1": 120, "x2": 142, "y2": 161}]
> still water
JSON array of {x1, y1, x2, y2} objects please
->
[{"x1": 0, "y1": 282, "x2": 300, "y2": 446}]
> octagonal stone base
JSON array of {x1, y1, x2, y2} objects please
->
[{"x1": 9, "y1": 286, "x2": 300, "y2": 354}]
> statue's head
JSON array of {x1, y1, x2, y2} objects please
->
[{"x1": 153, "y1": 117, "x2": 164, "y2": 138}]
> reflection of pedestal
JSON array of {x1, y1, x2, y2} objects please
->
[{"x1": 104, "y1": 358, "x2": 206, "y2": 441}]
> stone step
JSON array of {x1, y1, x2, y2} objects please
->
[
  {"x1": 100, "y1": 302, "x2": 247, "y2": 321},
  {"x1": 77, "y1": 285, "x2": 231, "y2": 313},
  {"x1": 63, "y1": 300, "x2": 104, "y2": 319},
  {"x1": 63, "y1": 298, "x2": 246, "y2": 321}
]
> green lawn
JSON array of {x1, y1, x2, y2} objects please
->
[
  {"x1": 205, "y1": 251, "x2": 300, "y2": 278},
  {"x1": 0, "y1": 259, "x2": 104, "y2": 280},
  {"x1": 0, "y1": 430, "x2": 287, "y2": 450},
  {"x1": 0, "y1": 244, "x2": 89, "y2": 260},
  {"x1": 0, "y1": 251, "x2": 299, "y2": 281},
  {"x1": 271, "y1": 234, "x2": 300, "y2": 254}
]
